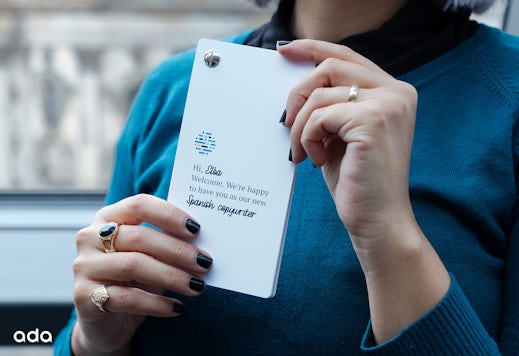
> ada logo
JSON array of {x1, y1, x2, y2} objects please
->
[{"x1": 13, "y1": 328, "x2": 53, "y2": 344}]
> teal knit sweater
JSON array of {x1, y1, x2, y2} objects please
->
[{"x1": 55, "y1": 24, "x2": 519, "y2": 355}]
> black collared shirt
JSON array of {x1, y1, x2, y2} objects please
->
[{"x1": 245, "y1": 0, "x2": 479, "y2": 76}]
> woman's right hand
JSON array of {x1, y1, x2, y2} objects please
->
[{"x1": 71, "y1": 194, "x2": 212, "y2": 355}]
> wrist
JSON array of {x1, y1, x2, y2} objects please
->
[
  {"x1": 348, "y1": 207, "x2": 421, "y2": 274},
  {"x1": 349, "y1": 214, "x2": 451, "y2": 344}
]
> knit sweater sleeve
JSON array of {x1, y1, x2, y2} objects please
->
[
  {"x1": 499, "y1": 76, "x2": 519, "y2": 353},
  {"x1": 360, "y1": 275, "x2": 500, "y2": 354},
  {"x1": 500, "y1": 197, "x2": 519, "y2": 354},
  {"x1": 359, "y1": 195, "x2": 519, "y2": 355}
]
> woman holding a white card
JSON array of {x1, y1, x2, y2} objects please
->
[{"x1": 56, "y1": 0, "x2": 518, "y2": 354}]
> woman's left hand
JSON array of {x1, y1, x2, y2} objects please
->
[
  {"x1": 278, "y1": 39, "x2": 417, "y2": 250},
  {"x1": 278, "y1": 40, "x2": 450, "y2": 345}
]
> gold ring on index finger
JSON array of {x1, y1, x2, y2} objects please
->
[{"x1": 98, "y1": 222, "x2": 121, "y2": 253}]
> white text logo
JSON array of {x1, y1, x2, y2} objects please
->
[{"x1": 13, "y1": 328, "x2": 53, "y2": 344}]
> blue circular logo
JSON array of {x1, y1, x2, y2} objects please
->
[{"x1": 194, "y1": 131, "x2": 216, "y2": 155}]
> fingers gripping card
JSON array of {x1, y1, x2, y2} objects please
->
[{"x1": 167, "y1": 39, "x2": 313, "y2": 298}]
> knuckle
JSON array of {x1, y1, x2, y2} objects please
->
[
  {"x1": 387, "y1": 93, "x2": 413, "y2": 120},
  {"x1": 403, "y1": 88, "x2": 418, "y2": 115},
  {"x1": 364, "y1": 102, "x2": 388, "y2": 128},
  {"x1": 310, "y1": 87, "x2": 327, "y2": 102},
  {"x1": 367, "y1": 89, "x2": 416, "y2": 132},
  {"x1": 393, "y1": 82, "x2": 418, "y2": 112},
  {"x1": 72, "y1": 256, "x2": 86, "y2": 275},
  {"x1": 76, "y1": 226, "x2": 95, "y2": 249},
  {"x1": 288, "y1": 86, "x2": 308, "y2": 104},
  {"x1": 340, "y1": 46, "x2": 357, "y2": 59},
  {"x1": 316, "y1": 58, "x2": 342, "y2": 80},
  {"x1": 125, "y1": 194, "x2": 150, "y2": 215},
  {"x1": 72, "y1": 282, "x2": 89, "y2": 306},
  {"x1": 369, "y1": 100, "x2": 387, "y2": 118},
  {"x1": 373, "y1": 108, "x2": 389, "y2": 126},
  {"x1": 94, "y1": 206, "x2": 109, "y2": 220},
  {"x1": 320, "y1": 57, "x2": 340, "y2": 68},
  {"x1": 398, "y1": 80, "x2": 418, "y2": 98},
  {"x1": 72, "y1": 287, "x2": 82, "y2": 306},
  {"x1": 309, "y1": 106, "x2": 326, "y2": 126}
]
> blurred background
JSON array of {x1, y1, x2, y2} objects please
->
[
  {"x1": 0, "y1": 1, "x2": 272, "y2": 355},
  {"x1": 0, "y1": 0, "x2": 516, "y2": 354},
  {"x1": 0, "y1": 0, "x2": 274, "y2": 192}
]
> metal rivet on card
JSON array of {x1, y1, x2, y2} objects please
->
[{"x1": 204, "y1": 49, "x2": 221, "y2": 68}]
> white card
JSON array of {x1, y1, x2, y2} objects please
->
[{"x1": 167, "y1": 39, "x2": 313, "y2": 298}]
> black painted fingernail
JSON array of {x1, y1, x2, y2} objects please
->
[
  {"x1": 185, "y1": 219, "x2": 200, "y2": 234},
  {"x1": 196, "y1": 253, "x2": 213, "y2": 269},
  {"x1": 189, "y1": 278, "x2": 205, "y2": 292},
  {"x1": 276, "y1": 40, "x2": 292, "y2": 47},
  {"x1": 288, "y1": 149, "x2": 292, "y2": 162},
  {"x1": 279, "y1": 109, "x2": 286, "y2": 125},
  {"x1": 173, "y1": 301, "x2": 186, "y2": 314}
]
